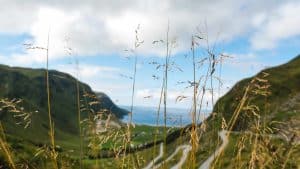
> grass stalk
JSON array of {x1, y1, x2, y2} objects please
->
[
  {"x1": 122, "y1": 24, "x2": 142, "y2": 169},
  {"x1": 75, "y1": 62, "x2": 83, "y2": 169},
  {"x1": 190, "y1": 35, "x2": 197, "y2": 168},
  {"x1": 162, "y1": 22, "x2": 170, "y2": 169},
  {"x1": 0, "y1": 122, "x2": 16, "y2": 169},
  {"x1": 45, "y1": 29, "x2": 58, "y2": 169}
]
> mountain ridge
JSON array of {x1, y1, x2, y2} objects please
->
[
  {"x1": 0, "y1": 64, "x2": 128, "y2": 142},
  {"x1": 209, "y1": 54, "x2": 300, "y2": 138}
]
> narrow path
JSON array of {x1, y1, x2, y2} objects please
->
[
  {"x1": 170, "y1": 145, "x2": 192, "y2": 169},
  {"x1": 143, "y1": 143, "x2": 192, "y2": 169},
  {"x1": 143, "y1": 143, "x2": 164, "y2": 169},
  {"x1": 151, "y1": 145, "x2": 191, "y2": 169},
  {"x1": 144, "y1": 130, "x2": 229, "y2": 169},
  {"x1": 199, "y1": 130, "x2": 229, "y2": 169}
]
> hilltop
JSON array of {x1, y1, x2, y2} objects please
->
[
  {"x1": 0, "y1": 64, "x2": 128, "y2": 145},
  {"x1": 211, "y1": 55, "x2": 300, "y2": 136},
  {"x1": 0, "y1": 64, "x2": 169, "y2": 169},
  {"x1": 200, "y1": 55, "x2": 300, "y2": 168}
]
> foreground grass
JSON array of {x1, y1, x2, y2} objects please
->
[
  {"x1": 212, "y1": 132, "x2": 300, "y2": 169},
  {"x1": 1, "y1": 124, "x2": 177, "y2": 168}
]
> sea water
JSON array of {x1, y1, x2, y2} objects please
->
[{"x1": 121, "y1": 106, "x2": 210, "y2": 127}]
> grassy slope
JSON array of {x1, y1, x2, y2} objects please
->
[
  {"x1": 86, "y1": 55, "x2": 300, "y2": 168},
  {"x1": 201, "y1": 55, "x2": 300, "y2": 168},
  {"x1": 90, "y1": 55, "x2": 300, "y2": 168},
  {"x1": 0, "y1": 64, "x2": 129, "y2": 164},
  {"x1": 2, "y1": 54, "x2": 300, "y2": 168},
  {"x1": 163, "y1": 55, "x2": 300, "y2": 168},
  {"x1": 0, "y1": 64, "x2": 174, "y2": 168},
  {"x1": 82, "y1": 125, "x2": 177, "y2": 169},
  {"x1": 212, "y1": 55, "x2": 300, "y2": 131}
]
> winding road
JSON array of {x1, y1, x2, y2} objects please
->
[
  {"x1": 143, "y1": 130, "x2": 229, "y2": 169},
  {"x1": 170, "y1": 145, "x2": 192, "y2": 169},
  {"x1": 143, "y1": 143, "x2": 192, "y2": 169},
  {"x1": 143, "y1": 143, "x2": 164, "y2": 169},
  {"x1": 199, "y1": 130, "x2": 229, "y2": 169}
]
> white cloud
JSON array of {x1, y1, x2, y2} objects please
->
[
  {"x1": 0, "y1": 1, "x2": 38, "y2": 33},
  {"x1": 0, "y1": 52, "x2": 45, "y2": 67},
  {"x1": 0, "y1": 0, "x2": 298, "y2": 109},
  {"x1": 136, "y1": 86, "x2": 227, "y2": 109},
  {"x1": 55, "y1": 64, "x2": 120, "y2": 80},
  {"x1": 136, "y1": 88, "x2": 191, "y2": 108},
  {"x1": 54, "y1": 63, "x2": 129, "y2": 102},
  {"x1": 251, "y1": 1, "x2": 300, "y2": 50},
  {"x1": 252, "y1": 13, "x2": 267, "y2": 27},
  {"x1": 0, "y1": 0, "x2": 292, "y2": 65},
  {"x1": 223, "y1": 53, "x2": 262, "y2": 68}
]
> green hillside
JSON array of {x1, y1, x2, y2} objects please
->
[
  {"x1": 0, "y1": 64, "x2": 128, "y2": 145},
  {"x1": 201, "y1": 55, "x2": 300, "y2": 168},
  {"x1": 0, "y1": 64, "x2": 172, "y2": 169},
  {"x1": 212, "y1": 55, "x2": 300, "y2": 133},
  {"x1": 1, "y1": 53, "x2": 299, "y2": 169}
]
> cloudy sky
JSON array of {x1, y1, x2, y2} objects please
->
[{"x1": 0, "y1": 0, "x2": 300, "y2": 109}]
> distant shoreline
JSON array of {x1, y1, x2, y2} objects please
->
[{"x1": 120, "y1": 105, "x2": 211, "y2": 127}]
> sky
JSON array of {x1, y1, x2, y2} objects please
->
[{"x1": 0, "y1": 0, "x2": 300, "y2": 109}]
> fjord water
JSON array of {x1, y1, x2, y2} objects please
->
[{"x1": 121, "y1": 106, "x2": 210, "y2": 127}]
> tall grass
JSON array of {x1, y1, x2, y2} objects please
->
[
  {"x1": 22, "y1": 30, "x2": 59, "y2": 168},
  {"x1": 190, "y1": 35, "x2": 198, "y2": 168},
  {"x1": 0, "y1": 122, "x2": 16, "y2": 169},
  {"x1": 163, "y1": 22, "x2": 170, "y2": 165},
  {"x1": 45, "y1": 30, "x2": 59, "y2": 169},
  {"x1": 0, "y1": 98, "x2": 34, "y2": 169},
  {"x1": 122, "y1": 24, "x2": 144, "y2": 169},
  {"x1": 64, "y1": 37, "x2": 83, "y2": 169},
  {"x1": 75, "y1": 61, "x2": 83, "y2": 169},
  {"x1": 0, "y1": 23, "x2": 298, "y2": 169}
]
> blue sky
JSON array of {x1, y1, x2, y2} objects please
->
[{"x1": 0, "y1": 0, "x2": 299, "y2": 109}]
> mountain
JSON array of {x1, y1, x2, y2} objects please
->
[
  {"x1": 211, "y1": 55, "x2": 300, "y2": 135},
  {"x1": 199, "y1": 55, "x2": 300, "y2": 168},
  {"x1": 0, "y1": 64, "x2": 128, "y2": 143},
  {"x1": 95, "y1": 92, "x2": 128, "y2": 119}
]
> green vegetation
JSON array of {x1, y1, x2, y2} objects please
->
[
  {"x1": 212, "y1": 132, "x2": 300, "y2": 169},
  {"x1": 0, "y1": 64, "x2": 179, "y2": 168},
  {"x1": 0, "y1": 64, "x2": 129, "y2": 166},
  {"x1": 0, "y1": 64, "x2": 128, "y2": 141},
  {"x1": 0, "y1": 52, "x2": 299, "y2": 168},
  {"x1": 156, "y1": 54, "x2": 300, "y2": 169},
  {"x1": 212, "y1": 55, "x2": 300, "y2": 134},
  {"x1": 201, "y1": 55, "x2": 300, "y2": 168}
]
